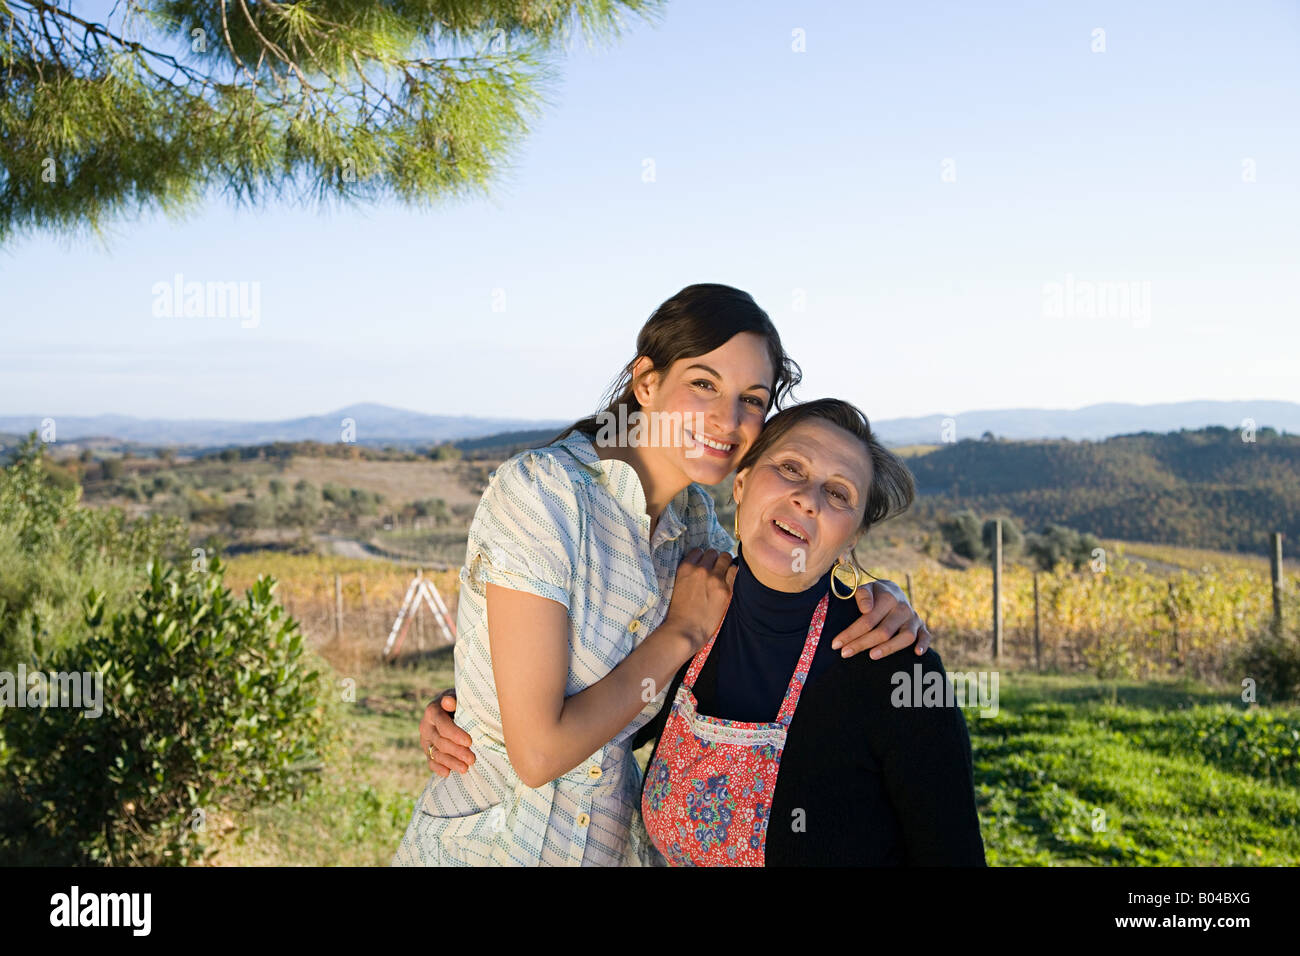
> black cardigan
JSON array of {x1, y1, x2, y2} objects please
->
[{"x1": 632, "y1": 588, "x2": 987, "y2": 866}]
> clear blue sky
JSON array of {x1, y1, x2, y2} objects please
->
[{"x1": 2, "y1": 0, "x2": 1297, "y2": 425}]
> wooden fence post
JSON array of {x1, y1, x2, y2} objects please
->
[
  {"x1": 334, "y1": 572, "x2": 343, "y2": 639},
  {"x1": 1033, "y1": 571, "x2": 1042, "y2": 672},
  {"x1": 1167, "y1": 580, "x2": 1182, "y2": 667},
  {"x1": 1270, "y1": 532, "x2": 1284, "y2": 637},
  {"x1": 992, "y1": 519, "x2": 1002, "y2": 661}
]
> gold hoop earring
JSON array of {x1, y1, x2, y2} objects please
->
[
  {"x1": 831, "y1": 555, "x2": 861, "y2": 600},
  {"x1": 733, "y1": 511, "x2": 740, "y2": 541}
]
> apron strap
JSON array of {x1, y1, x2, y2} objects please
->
[
  {"x1": 681, "y1": 592, "x2": 732, "y2": 691},
  {"x1": 775, "y1": 591, "x2": 831, "y2": 727},
  {"x1": 682, "y1": 588, "x2": 831, "y2": 728}
]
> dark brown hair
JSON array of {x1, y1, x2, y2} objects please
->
[
  {"x1": 734, "y1": 398, "x2": 915, "y2": 550},
  {"x1": 550, "y1": 284, "x2": 802, "y2": 444}
]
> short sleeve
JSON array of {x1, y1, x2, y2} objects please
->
[{"x1": 461, "y1": 451, "x2": 581, "y2": 610}]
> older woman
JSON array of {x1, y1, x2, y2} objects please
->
[{"x1": 636, "y1": 398, "x2": 985, "y2": 865}]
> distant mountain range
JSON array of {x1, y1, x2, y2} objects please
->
[
  {"x1": 0, "y1": 403, "x2": 570, "y2": 449},
  {"x1": 870, "y1": 401, "x2": 1298, "y2": 446},
  {"x1": 0, "y1": 399, "x2": 1295, "y2": 450}
]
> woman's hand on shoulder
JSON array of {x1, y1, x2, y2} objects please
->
[
  {"x1": 830, "y1": 579, "x2": 933, "y2": 660},
  {"x1": 661, "y1": 548, "x2": 738, "y2": 654}
]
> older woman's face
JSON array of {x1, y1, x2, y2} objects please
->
[{"x1": 732, "y1": 418, "x2": 873, "y2": 592}]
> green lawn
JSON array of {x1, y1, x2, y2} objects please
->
[
  {"x1": 969, "y1": 675, "x2": 1300, "y2": 865},
  {"x1": 209, "y1": 665, "x2": 1300, "y2": 866}
]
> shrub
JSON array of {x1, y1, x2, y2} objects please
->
[
  {"x1": 429, "y1": 443, "x2": 462, "y2": 461},
  {"x1": 122, "y1": 477, "x2": 146, "y2": 501},
  {"x1": 0, "y1": 555, "x2": 331, "y2": 865},
  {"x1": 227, "y1": 497, "x2": 275, "y2": 530},
  {"x1": 321, "y1": 481, "x2": 349, "y2": 506},
  {"x1": 348, "y1": 487, "x2": 382, "y2": 517},
  {"x1": 281, "y1": 493, "x2": 322, "y2": 529},
  {"x1": 941, "y1": 509, "x2": 986, "y2": 561},
  {"x1": 0, "y1": 433, "x2": 186, "y2": 669},
  {"x1": 1236, "y1": 629, "x2": 1300, "y2": 704},
  {"x1": 982, "y1": 516, "x2": 1023, "y2": 559},
  {"x1": 413, "y1": 497, "x2": 450, "y2": 525},
  {"x1": 1025, "y1": 524, "x2": 1103, "y2": 572},
  {"x1": 185, "y1": 489, "x2": 226, "y2": 525}
]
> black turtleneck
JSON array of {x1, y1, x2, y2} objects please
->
[
  {"x1": 695, "y1": 542, "x2": 848, "y2": 722},
  {"x1": 632, "y1": 545, "x2": 987, "y2": 866}
]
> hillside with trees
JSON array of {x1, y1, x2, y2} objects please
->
[{"x1": 906, "y1": 426, "x2": 1299, "y2": 552}]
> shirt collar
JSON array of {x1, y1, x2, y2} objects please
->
[
  {"x1": 551, "y1": 429, "x2": 605, "y2": 476},
  {"x1": 655, "y1": 488, "x2": 690, "y2": 547},
  {"x1": 551, "y1": 429, "x2": 692, "y2": 546}
]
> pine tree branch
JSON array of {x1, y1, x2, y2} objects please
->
[
  {"x1": 0, "y1": 0, "x2": 663, "y2": 241},
  {"x1": 10, "y1": 0, "x2": 225, "y2": 91}
]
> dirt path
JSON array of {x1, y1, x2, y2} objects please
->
[
  {"x1": 318, "y1": 534, "x2": 379, "y2": 561},
  {"x1": 316, "y1": 533, "x2": 453, "y2": 570},
  {"x1": 1122, "y1": 554, "x2": 1187, "y2": 576}
]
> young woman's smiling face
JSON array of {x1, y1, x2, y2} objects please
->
[
  {"x1": 732, "y1": 418, "x2": 874, "y2": 592},
  {"x1": 633, "y1": 331, "x2": 775, "y2": 487}
]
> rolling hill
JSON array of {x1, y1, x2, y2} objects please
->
[{"x1": 906, "y1": 426, "x2": 1300, "y2": 552}]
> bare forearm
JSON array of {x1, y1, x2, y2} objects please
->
[{"x1": 513, "y1": 625, "x2": 695, "y2": 786}]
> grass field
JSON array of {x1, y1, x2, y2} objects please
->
[
  {"x1": 205, "y1": 647, "x2": 1300, "y2": 866},
  {"x1": 970, "y1": 675, "x2": 1300, "y2": 865},
  {"x1": 201, "y1": 551, "x2": 1300, "y2": 866}
]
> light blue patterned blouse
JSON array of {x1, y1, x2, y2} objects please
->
[{"x1": 392, "y1": 429, "x2": 735, "y2": 866}]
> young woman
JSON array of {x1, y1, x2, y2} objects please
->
[
  {"x1": 393, "y1": 284, "x2": 932, "y2": 867},
  {"x1": 636, "y1": 399, "x2": 985, "y2": 865}
]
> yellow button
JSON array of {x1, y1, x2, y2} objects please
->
[
  {"x1": 576, "y1": 813, "x2": 590, "y2": 827},
  {"x1": 587, "y1": 765, "x2": 602, "y2": 780},
  {"x1": 628, "y1": 619, "x2": 641, "y2": 633}
]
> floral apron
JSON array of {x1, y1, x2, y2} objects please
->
[{"x1": 641, "y1": 591, "x2": 830, "y2": 865}]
